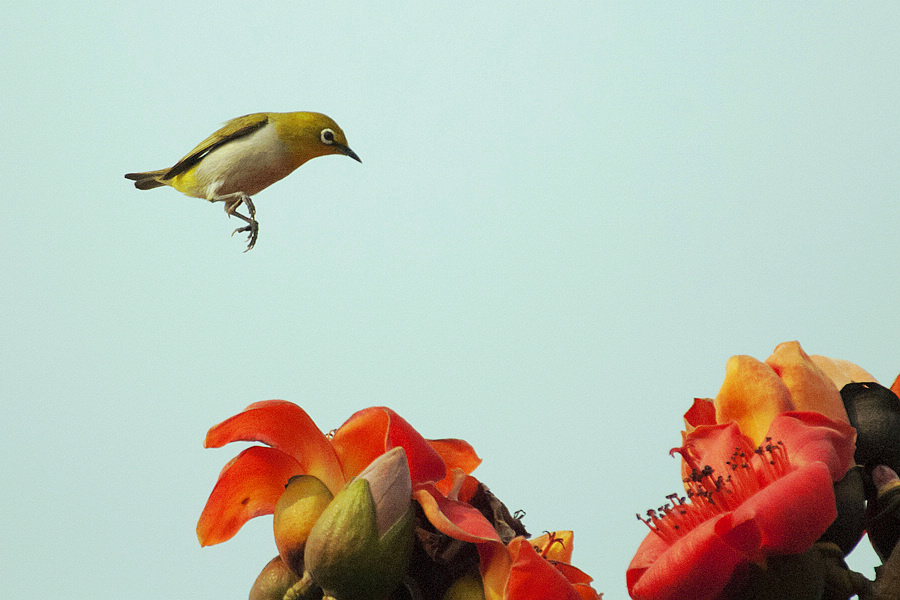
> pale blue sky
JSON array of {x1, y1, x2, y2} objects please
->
[{"x1": 3, "y1": 3, "x2": 899, "y2": 598}]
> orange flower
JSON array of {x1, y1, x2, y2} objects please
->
[{"x1": 197, "y1": 401, "x2": 482, "y2": 546}]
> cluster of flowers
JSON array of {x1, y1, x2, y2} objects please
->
[
  {"x1": 196, "y1": 341, "x2": 900, "y2": 599},
  {"x1": 197, "y1": 402, "x2": 602, "y2": 600}
]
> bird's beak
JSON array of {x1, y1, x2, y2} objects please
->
[{"x1": 338, "y1": 144, "x2": 362, "y2": 163}]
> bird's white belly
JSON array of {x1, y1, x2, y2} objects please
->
[{"x1": 194, "y1": 124, "x2": 295, "y2": 199}]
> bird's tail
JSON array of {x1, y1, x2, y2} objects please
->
[{"x1": 124, "y1": 169, "x2": 169, "y2": 190}]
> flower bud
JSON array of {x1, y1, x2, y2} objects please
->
[
  {"x1": 303, "y1": 447, "x2": 415, "y2": 600},
  {"x1": 865, "y1": 465, "x2": 900, "y2": 562},
  {"x1": 442, "y1": 573, "x2": 486, "y2": 600},
  {"x1": 818, "y1": 465, "x2": 866, "y2": 555},
  {"x1": 249, "y1": 555, "x2": 301, "y2": 600},
  {"x1": 274, "y1": 474, "x2": 334, "y2": 575},
  {"x1": 840, "y1": 382, "x2": 900, "y2": 472}
]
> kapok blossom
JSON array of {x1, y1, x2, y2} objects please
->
[
  {"x1": 628, "y1": 340, "x2": 865, "y2": 600},
  {"x1": 627, "y1": 412, "x2": 855, "y2": 600}
]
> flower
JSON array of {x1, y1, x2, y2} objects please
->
[
  {"x1": 629, "y1": 342, "x2": 867, "y2": 600},
  {"x1": 196, "y1": 401, "x2": 482, "y2": 546},
  {"x1": 627, "y1": 412, "x2": 855, "y2": 600},
  {"x1": 197, "y1": 402, "x2": 602, "y2": 600}
]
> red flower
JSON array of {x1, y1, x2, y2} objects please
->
[
  {"x1": 196, "y1": 401, "x2": 483, "y2": 546},
  {"x1": 198, "y1": 402, "x2": 601, "y2": 599},
  {"x1": 626, "y1": 412, "x2": 855, "y2": 600}
]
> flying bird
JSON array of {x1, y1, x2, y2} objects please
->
[{"x1": 125, "y1": 112, "x2": 360, "y2": 251}]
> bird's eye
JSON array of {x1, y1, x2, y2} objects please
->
[{"x1": 320, "y1": 129, "x2": 335, "y2": 145}]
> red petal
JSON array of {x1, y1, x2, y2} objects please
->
[
  {"x1": 196, "y1": 446, "x2": 302, "y2": 546},
  {"x1": 507, "y1": 537, "x2": 581, "y2": 600},
  {"x1": 204, "y1": 401, "x2": 344, "y2": 493},
  {"x1": 766, "y1": 412, "x2": 856, "y2": 480},
  {"x1": 730, "y1": 461, "x2": 837, "y2": 553},
  {"x1": 572, "y1": 583, "x2": 603, "y2": 600},
  {"x1": 683, "y1": 398, "x2": 717, "y2": 431},
  {"x1": 627, "y1": 516, "x2": 757, "y2": 600},
  {"x1": 413, "y1": 483, "x2": 501, "y2": 543},
  {"x1": 331, "y1": 407, "x2": 446, "y2": 485}
]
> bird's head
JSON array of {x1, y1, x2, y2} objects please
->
[{"x1": 276, "y1": 112, "x2": 361, "y2": 166}]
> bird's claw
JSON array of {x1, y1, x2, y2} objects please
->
[{"x1": 231, "y1": 220, "x2": 259, "y2": 252}]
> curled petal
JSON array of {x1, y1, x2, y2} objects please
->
[
  {"x1": 766, "y1": 342, "x2": 849, "y2": 423},
  {"x1": 715, "y1": 355, "x2": 792, "y2": 445},
  {"x1": 332, "y1": 407, "x2": 446, "y2": 485},
  {"x1": 204, "y1": 400, "x2": 344, "y2": 494},
  {"x1": 412, "y1": 482, "x2": 501, "y2": 544},
  {"x1": 197, "y1": 446, "x2": 302, "y2": 546}
]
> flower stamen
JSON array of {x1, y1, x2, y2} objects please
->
[{"x1": 638, "y1": 439, "x2": 793, "y2": 545}]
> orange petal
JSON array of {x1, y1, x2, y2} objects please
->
[
  {"x1": 204, "y1": 400, "x2": 344, "y2": 494},
  {"x1": 891, "y1": 373, "x2": 900, "y2": 398},
  {"x1": 766, "y1": 342, "x2": 849, "y2": 423},
  {"x1": 428, "y1": 438, "x2": 482, "y2": 493},
  {"x1": 811, "y1": 354, "x2": 878, "y2": 390},
  {"x1": 715, "y1": 355, "x2": 792, "y2": 445},
  {"x1": 197, "y1": 446, "x2": 302, "y2": 546},
  {"x1": 332, "y1": 407, "x2": 446, "y2": 485}
]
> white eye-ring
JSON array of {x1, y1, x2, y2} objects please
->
[{"x1": 320, "y1": 129, "x2": 335, "y2": 145}]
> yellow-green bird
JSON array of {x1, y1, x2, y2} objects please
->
[{"x1": 125, "y1": 112, "x2": 360, "y2": 251}]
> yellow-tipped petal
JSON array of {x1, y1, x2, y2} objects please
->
[{"x1": 715, "y1": 355, "x2": 792, "y2": 445}]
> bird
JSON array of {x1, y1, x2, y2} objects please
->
[{"x1": 125, "y1": 111, "x2": 361, "y2": 251}]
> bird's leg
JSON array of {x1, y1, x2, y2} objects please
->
[{"x1": 213, "y1": 192, "x2": 259, "y2": 252}]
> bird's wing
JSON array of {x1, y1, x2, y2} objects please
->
[{"x1": 162, "y1": 113, "x2": 270, "y2": 180}]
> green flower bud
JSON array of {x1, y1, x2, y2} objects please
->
[{"x1": 303, "y1": 447, "x2": 415, "y2": 600}]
